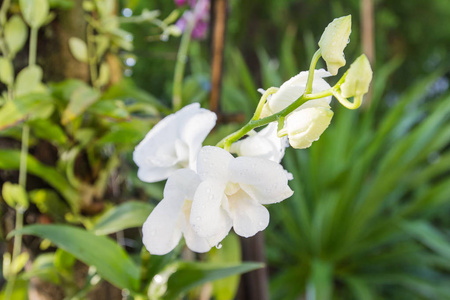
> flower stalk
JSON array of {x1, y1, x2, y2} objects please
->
[
  {"x1": 216, "y1": 88, "x2": 334, "y2": 150},
  {"x1": 172, "y1": 14, "x2": 195, "y2": 111}
]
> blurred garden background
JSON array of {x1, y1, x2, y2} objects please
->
[{"x1": 1, "y1": 0, "x2": 450, "y2": 299}]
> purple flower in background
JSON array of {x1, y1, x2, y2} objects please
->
[
  {"x1": 175, "y1": 0, "x2": 210, "y2": 40},
  {"x1": 174, "y1": 0, "x2": 188, "y2": 6}
]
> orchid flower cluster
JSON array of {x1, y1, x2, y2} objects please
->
[{"x1": 134, "y1": 15, "x2": 373, "y2": 255}]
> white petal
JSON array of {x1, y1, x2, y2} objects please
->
[
  {"x1": 183, "y1": 223, "x2": 212, "y2": 253},
  {"x1": 226, "y1": 190, "x2": 270, "y2": 237},
  {"x1": 179, "y1": 108, "x2": 217, "y2": 170},
  {"x1": 142, "y1": 199, "x2": 183, "y2": 255},
  {"x1": 230, "y1": 130, "x2": 286, "y2": 163},
  {"x1": 286, "y1": 106, "x2": 333, "y2": 149},
  {"x1": 196, "y1": 146, "x2": 233, "y2": 181},
  {"x1": 229, "y1": 157, "x2": 293, "y2": 204},
  {"x1": 190, "y1": 180, "x2": 232, "y2": 245},
  {"x1": 137, "y1": 165, "x2": 178, "y2": 183},
  {"x1": 179, "y1": 201, "x2": 211, "y2": 253},
  {"x1": 133, "y1": 103, "x2": 213, "y2": 182},
  {"x1": 267, "y1": 69, "x2": 332, "y2": 114},
  {"x1": 163, "y1": 168, "x2": 201, "y2": 201}
]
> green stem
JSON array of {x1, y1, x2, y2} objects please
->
[
  {"x1": 5, "y1": 125, "x2": 29, "y2": 300},
  {"x1": 216, "y1": 89, "x2": 333, "y2": 150},
  {"x1": 252, "y1": 87, "x2": 279, "y2": 121},
  {"x1": 304, "y1": 49, "x2": 322, "y2": 95},
  {"x1": 87, "y1": 24, "x2": 98, "y2": 88},
  {"x1": 29, "y1": 28, "x2": 38, "y2": 66},
  {"x1": 172, "y1": 16, "x2": 195, "y2": 111},
  {"x1": 332, "y1": 89, "x2": 363, "y2": 109}
]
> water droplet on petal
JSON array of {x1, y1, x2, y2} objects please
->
[{"x1": 215, "y1": 243, "x2": 222, "y2": 249}]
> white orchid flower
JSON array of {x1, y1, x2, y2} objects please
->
[
  {"x1": 229, "y1": 123, "x2": 288, "y2": 163},
  {"x1": 190, "y1": 146, "x2": 293, "y2": 246},
  {"x1": 281, "y1": 102, "x2": 333, "y2": 149},
  {"x1": 261, "y1": 69, "x2": 332, "y2": 118},
  {"x1": 142, "y1": 168, "x2": 211, "y2": 255},
  {"x1": 318, "y1": 15, "x2": 352, "y2": 75},
  {"x1": 133, "y1": 103, "x2": 216, "y2": 182}
]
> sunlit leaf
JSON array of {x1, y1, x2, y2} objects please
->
[
  {"x1": 92, "y1": 201, "x2": 153, "y2": 235},
  {"x1": 61, "y1": 84, "x2": 100, "y2": 125},
  {"x1": 15, "y1": 65, "x2": 44, "y2": 96},
  {"x1": 0, "y1": 57, "x2": 14, "y2": 85},
  {"x1": 10, "y1": 224, "x2": 140, "y2": 291},
  {"x1": 162, "y1": 262, "x2": 263, "y2": 300},
  {"x1": 0, "y1": 149, "x2": 78, "y2": 211},
  {"x1": 4, "y1": 15, "x2": 28, "y2": 57},
  {"x1": 1, "y1": 182, "x2": 29, "y2": 209},
  {"x1": 20, "y1": 0, "x2": 50, "y2": 28},
  {"x1": 68, "y1": 37, "x2": 88, "y2": 63}
]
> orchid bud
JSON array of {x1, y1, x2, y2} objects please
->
[
  {"x1": 284, "y1": 105, "x2": 333, "y2": 149},
  {"x1": 340, "y1": 54, "x2": 373, "y2": 99},
  {"x1": 318, "y1": 15, "x2": 352, "y2": 75}
]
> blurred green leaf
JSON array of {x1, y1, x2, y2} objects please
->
[
  {"x1": 61, "y1": 84, "x2": 100, "y2": 125},
  {"x1": 29, "y1": 189, "x2": 69, "y2": 222},
  {"x1": 49, "y1": 0, "x2": 74, "y2": 9},
  {"x1": 0, "y1": 93, "x2": 55, "y2": 130},
  {"x1": 1, "y1": 182, "x2": 29, "y2": 209},
  {"x1": 0, "y1": 279, "x2": 28, "y2": 300},
  {"x1": 0, "y1": 149, "x2": 78, "y2": 211},
  {"x1": 92, "y1": 201, "x2": 153, "y2": 235},
  {"x1": 0, "y1": 57, "x2": 14, "y2": 85},
  {"x1": 0, "y1": 102, "x2": 27, "y2": 130},
  {"x1": 102, "y1": 79, "x2": 170, "y2": 114},
  {"x1": 88, "y1": 99, "x2": 129, "y2": 120},
  {"x1": 54, "y1": 249, "x2": 76, "y2": 275},
  {"x1": 28, "y1": 119, "x2": 67, "y2": 145},
  {"x1": 208, "y1": 234, "x2": 242, "y2": 300},
  {"x1": 20, "y1": 0, "x2": 49, "y2": 28},
  {"x1": 20, "y1": 253, "x2": 60, "y2": 284},
  {"x1": 11, "y1": 224, "x2": 140, "y2": 292},
  {"x1": 402, "y1": 221, "x2": 450, "y2": 261},
  {"x1": 306, "y1": 259, "x2": 333, "y2": 300},
  {"x1": 15, "y1": 65, "x2": 44, "y2": 96},
  {"x1": 68, "y1": 37, "x2": 88, "y2": 63},
  {"x1": 163, "y1": 262, "x2": 264, "y2": 300},
  {"x1": 96, "y1": 62, "x2": 110, "y2": 87},
  {"x1": 4, "y1": 15, "x2": 28, "y2": 57}
]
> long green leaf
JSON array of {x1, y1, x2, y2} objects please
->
[
  {"x1": 11, "y1": 224, "x2": 140, "y2": 292},
  {"x1": 163, "y1": 262, "x2": 263, "y2": 300},
  {"x1": 401, "y1": 221, "x2": 450, "y2": 260},
  {"x1": 92, "y1": 201, "x2": 153, "y2": 235},
  {"x1": 0, "y1": 149, "x2": 78, "y2": 211}
]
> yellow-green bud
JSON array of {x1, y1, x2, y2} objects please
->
[
  {"x1": 340, "y1": 54, "x2": 373, "y2": 98},
  {"x1": 318, "y1": 15, "x2": 352, "y2": 75}
]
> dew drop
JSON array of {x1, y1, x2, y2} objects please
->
[{"x1": 215, "y1": 243, "x2": 223, "y2": 249}]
